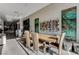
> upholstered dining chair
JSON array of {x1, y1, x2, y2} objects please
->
[
  {"x1": 31, "y1": 32, "x2": 45, "y2": 52},
  {"x1": 24, "y1": 31, "x2": 31, "y2": 48},
  {"x1": 59, "y1": 33, "x2": 65, "y2": 55},
  {"x1": 31, "y1": 32, "x2": 39, "y2": 52},
  {"x1": 50, "y1": 33, "x2": 65, "y2": 55}
]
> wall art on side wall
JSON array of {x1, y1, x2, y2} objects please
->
[
  {"x1": 51, "y1": 19, "x2": 59, "y2": 32},
  {"x1": 40, "y1": 19, "x2": 59, "y2": 32},
  {"x1": 62, "y1": 6, "x2": 77, "y2": 41}
]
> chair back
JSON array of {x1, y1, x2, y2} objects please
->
[
  {"x1": 25, "y1": 31, "x2": 30, "y2": 48},
  {"x1": 59, "y1": 33, "x2": 65, "y2": 55},
  {"x1": 31, "y1": 32, "x2": 39, "y2": 52}
]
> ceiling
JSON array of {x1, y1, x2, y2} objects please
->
[{"x1": 0, "y1": 3, "x2": 50, "y2": 21}]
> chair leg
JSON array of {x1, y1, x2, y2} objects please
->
[{"x1": 43, "y1": 42, "x2": 47, "y2": 53}]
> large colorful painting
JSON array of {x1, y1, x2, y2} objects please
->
[
  {"x1": 62, "y1": 6, "x2": 77, "y2": 41},
  {"x1": 40, "y1": 19, "x2": 59, "y2": 32}
]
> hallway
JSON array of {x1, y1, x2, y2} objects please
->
[{"x1": 1, "y1": 39, "x2": 27, "y2": 55}]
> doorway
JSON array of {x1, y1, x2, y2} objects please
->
[
  {"x1": 23, "y1": 18, "x2": 30, "y2": 32},
  {"x1": 4, "y1": 21, "x2": 17, "y2": 39},
  {"x1": 35, "y1": 18, "x2": 39, "y2": 33}
]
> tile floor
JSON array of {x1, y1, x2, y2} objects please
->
[
  {"x1": 1, "y1": 39, "x2": 27, "y2": 55},
  {"x1": 0, "y1": 38, "x2": 78, "y2": 55}
]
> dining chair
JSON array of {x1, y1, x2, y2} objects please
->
[
  {"x1": 31, "y1": 32, "x2": 39, "y2": 52},
  {"x1": 31, "y1": 32, "x2": 45, "y2": 52},
  {"x1": 50, "y1": 33, "x2": 65, "y2": 55},
  {"x1": 59, "y1": 33, "x2": 65, "y2": 55},
  {"x1": 24, "y1": 31, "x2": 31, "y2": 48}
]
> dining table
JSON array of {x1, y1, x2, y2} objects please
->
[{"x1": 22, "y1": 33, "x2": 59, "y2": 43}]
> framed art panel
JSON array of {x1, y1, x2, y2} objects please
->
[{"x1": 62, "y1": 6, "x2": 77, "y2": 41}]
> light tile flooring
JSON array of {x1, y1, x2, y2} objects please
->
[
  {"x1": 1, "y1": 38, "x2": 78, "y2": 55},
  {"x1": 1, "y1": 39, "x2": 27, "y2": 55},
  {"x1": 0, "y1": 45, "x2": 3, "y2": 55},
  {"x1": 17, "y1": 38, "x2": 77, "y2": 55}
]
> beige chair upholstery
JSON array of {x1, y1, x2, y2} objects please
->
[
  {"x1": 50, "y1": 33, "x2": 65, "y2": 55},
  {"x1": 31, "y1": 32, "x2": 39, "y2": 52},
  {"x1": 24, "y1": 31, "x2": 30, "y2": 48},
  {"x1": 59, "y1": 33, "x2": 65, "y2": 55}
]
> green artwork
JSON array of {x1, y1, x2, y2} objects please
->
[
  {"x1": 35, "y1": 18, "x2": 39, "y2": 33},
  {"x1": 62, "y1": 7, "x2": 76, "y2": 41}
]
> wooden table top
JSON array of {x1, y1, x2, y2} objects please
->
[
  {"x1": 38, "y1": 34, "x2": 58, "y2": 43},
  {"x1": 22, "y1": 33, "x2": 59, "y2": 43}
]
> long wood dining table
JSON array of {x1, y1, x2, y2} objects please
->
[
  {"x1": 38, "y1": 34, "x2": 59, "y2": 43},
  {"x1": 22, "y1": 33, "x2": 59, "y2": 43}
]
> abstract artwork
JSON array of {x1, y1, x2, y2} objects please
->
[
  {"x1": 51, "y1": 19, "x2": 59, "y2": 32},
  {"x1": 40, "y1": 19, "x2": 59, "y2": 32},
  {"x1": 62, "y1": 6, "x2": 77, "y2": 41}
]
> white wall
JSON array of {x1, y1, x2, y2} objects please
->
[
  {"x1": 25, "y1": 3, "x2": 79, "y2": 42},
  {"x1": 0, "y1": 18, "x2": 4, "y2": 30}
]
